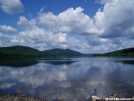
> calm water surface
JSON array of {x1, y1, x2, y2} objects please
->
[{"x1": 0, "y1": 57, "x2": 134, "y2": 100}]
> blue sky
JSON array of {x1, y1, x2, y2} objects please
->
[{"x1": 0, "y1": 0, "x2": 134, "y2": 53}]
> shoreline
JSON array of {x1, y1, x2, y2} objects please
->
[
  {"x1": 0, "y1": 94, "x2": 46, "y2": 101},
  {"x1": 0, "y1": 93, "x2": 89, "y2": 101}
]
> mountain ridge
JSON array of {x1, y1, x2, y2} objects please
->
[
  {"x1": 0, "y1": 46, "x2": 53, "y2": 58},
  {"x1": 45, "y1": 48, "x2": 83, "y2": 57},
  {"x1": 0, "y1": 46, "x2": 89, "y2": 58},
  {"x1": 92, "y1": 47, "x2": 134, "y2": 57},
  {"x1": 1, "y1": 45, "x2": 133, "y2": 57},
  {"x1": 0, "y1": 45, "x2": 39, "y2": 52}
]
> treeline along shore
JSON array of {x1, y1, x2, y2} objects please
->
[
  {"x1": 0, "y1": 46, "x2": 91, "y2": 58},
  {"x1": 0, "y1": 46, "x2": 54, "y2": 58},
  {"x1": 92, "y1": 48, "x2": 134, "y2": 57},
  {"x1": 0, "y1": 45, "x2": 134, "y2": 58}
]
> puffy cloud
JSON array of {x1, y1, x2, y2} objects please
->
[
  {"x1": 0, "y1": 32, "x2": 19, "y2": 47},
  {"x1": 1, "y1": 0, "x2": 134, "y2": 53},
  {"x1": 37, "y1": 1, "x2": 134, "y2": 51},
  {"x1": 38, "y1": 7, "x2": 97, "y2": 34},
  {"x1": 0, "y1": 0, "x2": 24, "y2": 14},
  {"x1": 0, "y1": 25, "x2": 89, "y2": 52},
  {"x1": 17, "y1": 16, "x2": 36, "y2": 29},
  {"x1": 82, "y1": 0, "x2": 134, "y2": 52},
  {"x1": 95, "y1": 0, "x2": 134, "y2": 38},
  {"x1": 18, "y1": 26, "x2": 82, "y2": 51},
  {"x1": 0, "y1": 25, "x2": 17, "y2": 32}
]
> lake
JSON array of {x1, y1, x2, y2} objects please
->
[{"x1": 0, "y1": 57, "x2": 134, "y2": 100}]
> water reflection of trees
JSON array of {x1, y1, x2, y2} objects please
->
[
  {"x1": 0, "y1": 58, "x2": 76, "y2": 67},
  {"x1": 43, "y1": 60, "x2": 76, "y2": 65},
  {"x1": 116, "y1": 60, "x2": 134, "y2": 65},
  {"x1": 0, "y1": 58, "x2": 38, "y2": 67}
]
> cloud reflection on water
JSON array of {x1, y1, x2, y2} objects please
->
[{"x1": 0, "y1": 58, "x2": 134, "y2": 100}]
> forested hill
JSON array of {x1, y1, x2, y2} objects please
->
[
  {"x1": 0, "y1": 46, "x2": 90, "y2": 58},
  {"x1": 0, "y1": 46, "x2": 38, "y2": 52},
  {"x1": 0, "y1": 46, "x2": 53, "y2": 58},
  {"x1": 92, "y1": 48, "x2": 134, "y2": 57},
  {"x1": 45, "y1": 48, "x2": 83, "y2": 57}
]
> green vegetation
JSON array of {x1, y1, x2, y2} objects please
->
[
  {"x1": 92, "y1": 48, "x2": 134, "y2": 57},
  {"x1": 0, "y1": 46, "x2": 90, "y2": 58},
  {"x1": 0, "y1": 46, "x2": 54, "y2": 58},
  {"x1": 1, "y1": 46, "x2": 134, "y2": 58},
  {"x1": 45, "y1": 48, "x2": 83, "y2": 57},
  {"x1": 45, "y1": 48, "x2": 91, "y2": 57}
]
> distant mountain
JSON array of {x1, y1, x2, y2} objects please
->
[
  {"x1": 0, "y1": 46, "x2": 91, "y2": 58},
  {"x1": 92, "y1": 48, "x2": 134, "y2": 57},
  {"x1": 45, "y1": 48, "x2": 83, "y2": 57},
  {"x1": 0, "y1": 46, "x2": 53, "y2": 58},
  {"x1": 0, "y1": 46, "x2": 39, "y2": 52}
]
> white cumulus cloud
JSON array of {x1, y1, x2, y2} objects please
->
[
  {"x1": 0, "y1": 25, "x2": 17, "y2": 32},
  {"x1": 94, "y1": 0, "x2": 134, "y2": 38},
  {"x1": 1, "y1": 0, "x2": 134, "y2": 53},
  {"x1": 38, "y1": 7, "x2": 96, "y2": 34},
  {"x1": 17, "y1": 16, "x2": 36, "y2": 29},
  {"x1": 0, "y1": 0, "x2": 24, "y2": 14},
  {"x1": 18, "y1": 26, "x2": 83, "y2": 51}
]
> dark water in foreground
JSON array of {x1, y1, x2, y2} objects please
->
[{"x1": 0, "y1": 57, "x2": 134, "y2": 100}]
